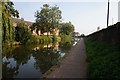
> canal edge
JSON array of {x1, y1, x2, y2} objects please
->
[{"x1": 42, "y1": 40, "x2": 80, "y2": 78}]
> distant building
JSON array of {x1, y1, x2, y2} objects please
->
[
  {"x1": 13, "y1": 18, "x2": 59, "y2": 36},
  {"x1": 12, "y1": 18, "x2": 33, "y2": 28},
  {"x1": 118, "y1": 1, "x2": 120, "y2": 22}
]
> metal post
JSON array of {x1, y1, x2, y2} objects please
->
[
  {"x1": 118, "y1": 1, "x2": 120, "y2": 22},
  {"x1": 107, "y1": 0, "x2": 110, "y2": 27}
]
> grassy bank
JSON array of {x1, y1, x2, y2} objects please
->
[{"x1": 85, "y1": 37, "x2": 120, "y2": 79}]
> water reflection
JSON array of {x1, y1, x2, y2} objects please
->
[{"x1": 2, "y1": 41, "x2": 74, "y2": 78}]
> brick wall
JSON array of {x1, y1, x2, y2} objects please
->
[{"x1": 87, "y1": 22, "x2": 120, "y2": 45}]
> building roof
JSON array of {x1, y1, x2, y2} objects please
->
[{"x1": 13, "y1": 18, "x2": 33, "y2": 26}]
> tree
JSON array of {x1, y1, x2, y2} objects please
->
[
  {"x1": 60, "y1": 22, "x2": 74, "y2": 35},
  {"x1": 34, "y1": 4, "x2": 62, "y2": 35},
  {"x1": 15, "y1": 21, "x2": 32, "y2": 44},
  {"x1": 2, "y1": 0, "x2": 19, "y2": 45}
]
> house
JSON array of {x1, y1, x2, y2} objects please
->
[
  {"x1": 12, "y1": 18, "x2": 33, "y2": 28},
  {"x1": 32, "y1": 28, "x2": 59, "y2": 36},
  {"x1": 12, "y1": 18, "x2": 60, "y2": 36}
]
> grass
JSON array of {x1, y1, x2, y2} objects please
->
[{"x1": 85, "y1": 37, "x2": 120, "y2": 79}]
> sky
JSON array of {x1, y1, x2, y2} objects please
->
[{"x1": 13, "y1": 0, "x2": 119, "y2": 35}]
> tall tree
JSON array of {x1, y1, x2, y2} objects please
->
[
  {"x1": 60, "y1": 22, "x2": 74, "y2": 35},
  {"x1": 34, "y1": 4, "x2": 62, "y2": 35},
  {"x1": 2, "y1": 0, "x2": 19, "y2": 45},
  {"x1": 15, "y1": 21, "x2": 32, "y2": 44}
]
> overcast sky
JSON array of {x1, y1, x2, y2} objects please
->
[{"x1": 14, "y1": 0, "x2": 119, "y2": 35}]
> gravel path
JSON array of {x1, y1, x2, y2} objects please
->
[{"x1": 44, "y1": 38, "x2": 87, "y2": 78}]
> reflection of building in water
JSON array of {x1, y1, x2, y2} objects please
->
[
  {"x1": 33, "y1": 47, "x2": 40, "y2": 51},
  {"x1": 43, "y1": 42, "x2": 59, "y2": 50},
  {"x1": 118, "y1": 1, "x2": 120, "y2": 22},
  {"x1": 33, "y1": 43, "x2": 59, "y2": 51},
  {"x1": 43, "y1": 43, "x2": 53, "y2": 48}
]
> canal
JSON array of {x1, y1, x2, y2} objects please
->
[{"x1": 2, "y1": 40, "x2": 78, "y2": 78}]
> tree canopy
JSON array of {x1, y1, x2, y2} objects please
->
[
  {"x1": 34, "y1": 4, "x2": 62, "y2": 34},
  {"x1": 60, "y1": 22, "x2": 74, "y2": 35},
  {"x1": 2, "y1": 0, "x2": 19, "y2": 44},
  {"x1": 15, "y1": 21, "x2": 31, "y2": 44}
]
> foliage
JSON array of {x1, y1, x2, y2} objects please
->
[
  {"x1": 15, "y1": 20, "x2": 57, "y2": 45},
  {"x1": 52, "y1": 34, "x2": 57, "y2": 43},
  {"x1": 27, "y1": 35, "x2": 52, "y2": 45},
  {"x1": 59, "y1": 22, "x2": 74, "y2": 46},
  {"x1": 59, "y1": 22, "x2": 74, "y2": 35},
  {"x1": 2, "y1": 0, "x2": 19, "y2": 45},
  {"x1": 60, "y1": 34, "x2": 72, "y2": 43},
  {"x1": 33, "y1": 4, "x2": 62, "y2": 34},
  {"x1": 59, "y1": 41, "x2": 72, "y2": 53},
  {"x1": 59, "y1": 34, "x2": 73, "y2": 52},
  {"x1": 80, "y1": 34, "x2": 85, "y2": 37},
  {"x1": 2, "y1": 43, "x2": 61, "y2": 78},
  {"x1": 85, "y1": 37, "x2": 120, "y2": 79},
  {"x1": 14, "y1": 21, "x2": 32, "y2": 44}
]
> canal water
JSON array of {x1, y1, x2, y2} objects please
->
[{"x1": 2, "y1": 40, "x2": 78, "y2": 78}]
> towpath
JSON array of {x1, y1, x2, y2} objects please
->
[{"x1": 43, "y1": 38, "x2": 87, "y2": 78}]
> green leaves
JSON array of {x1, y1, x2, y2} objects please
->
[
  {"x1": 15, "y1": 21, "x2": 32, "y2": 44},
  {"x1": 60, "y1": 22, "x2": 74, "y2": 35},
  {"x1": 34, "y1": 4, "x2": 62, "y2": 34},
  {"x1": 2, "y1": 0, "x2": 19, "y2": 45}
]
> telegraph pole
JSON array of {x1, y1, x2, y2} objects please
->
[{"x1": 107, "y1": 0, "x2": 110, "y2": 27}]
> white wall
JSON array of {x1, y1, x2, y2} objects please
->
[{"x1": 119, "y1": 1, "x2": 120, "y2": 22}]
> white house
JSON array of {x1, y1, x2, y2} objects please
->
[{"x1": 118, "y1": 1, "x2": 120, "y2": 22}]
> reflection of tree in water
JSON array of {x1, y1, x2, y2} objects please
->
[
  {"x1": 2, "y1": 42, "x2": 72, "y2": 78},
  {"x1": 2, "y1": 45, "x2": 33, "y2": 78},
  {"x1": 12, "y1": 45, "x2": 32, "y2": 65},
  {"x1": 33, "y1": 46, "x2": 61, "y2": 74},
  {"x1": 2, "y1": 62, "x2": 19, "y2": 78},
  {"x1": 2, "y1": 44, "x2": 61, "y2": 77}
]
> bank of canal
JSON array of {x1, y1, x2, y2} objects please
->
[
  {"x1": 43, "y1": 38, "x2": 87, "y2": 78},
  {"x1": 2, "y1": 40, "x2": 78, "y2": 78}
]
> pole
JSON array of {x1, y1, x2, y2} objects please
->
[{"x1": 107, "y1": 0, "x2": 110, "y2": 27}]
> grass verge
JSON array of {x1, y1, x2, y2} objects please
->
[{"x1": 85, "y1": 37, "x2": 120, "y2": 79}]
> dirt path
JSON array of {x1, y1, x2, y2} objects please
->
[{"x1": 43, "y1": 38, "x2": 87, "y2": 78}]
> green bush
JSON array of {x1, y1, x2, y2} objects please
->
[{"x1": 60, "y1": 34, "x2": 72, "y2": 43}]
